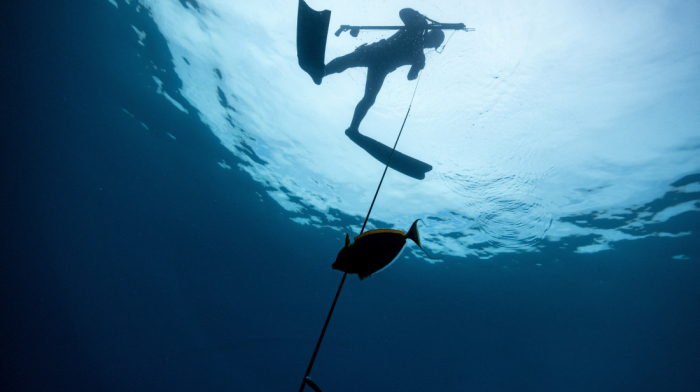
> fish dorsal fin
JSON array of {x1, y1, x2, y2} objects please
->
[{"x1": 345, "y1": 233, "x2": 351, "y2": 247}]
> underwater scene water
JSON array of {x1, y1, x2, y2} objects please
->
[{"x1": 2, "y1": 0, "x2": 699, "y2": 391}]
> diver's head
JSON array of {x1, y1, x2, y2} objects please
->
[{"x1": 424, "y1": 29, "x2": 445, "y2": 49}]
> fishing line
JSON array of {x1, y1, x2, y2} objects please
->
[
  {"x1": 436, "y1": 28, "x2": 458, "y2": 54},
  {"x1": 300, "y1": 23, "x2": 470, "y2": 392},
  {"x1": 360, "y1": 73, "x2": 422, "y2": 234},
  {"x1": 299, "y1": 74, "x2": 423, "y2": 392}
]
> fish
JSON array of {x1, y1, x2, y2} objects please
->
[{"x1": 332, "y1": 219, "x2": 436, "y2": 280}]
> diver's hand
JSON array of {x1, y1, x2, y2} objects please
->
[{"x1": 407, "y1": 70, "x2": 418, "y2": 80}]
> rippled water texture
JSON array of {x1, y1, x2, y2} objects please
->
[
  {"x1": 440, "y1": 170, "x2": 553, "y2": 253},
  {"x1": 135, "y1": 0, "x2": 700, "y2": 257}
]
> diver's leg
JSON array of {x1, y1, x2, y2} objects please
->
[
  {"x1": 348, "y1": 68, "x2": 387, "y2": 132},
  {"x1": 325, "y1": 50, "x2": 364, "y2": 76}
]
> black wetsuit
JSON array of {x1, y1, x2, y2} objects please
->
[{"x1": 325, "y1": 9, "x2": 429, "y2": 131}]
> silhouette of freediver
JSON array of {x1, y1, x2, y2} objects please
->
[{"x1": 323, "y1": 8, "x2": 444, "y2": 133}]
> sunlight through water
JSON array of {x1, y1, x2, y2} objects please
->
[{"x1": 129, "y1": 0, "x2": 700, "y2": 258}]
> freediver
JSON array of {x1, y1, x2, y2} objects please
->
[{"x1": 323, "y1": 8, "x2": 444, "y2": 134}]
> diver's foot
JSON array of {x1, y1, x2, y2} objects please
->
[{"x1": 312, "y1": 66, "x2": 325, "y2": 85}]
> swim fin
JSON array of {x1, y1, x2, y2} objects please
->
[{"x1": 296, "y1": 0, "x2": 330, "y2": 85}]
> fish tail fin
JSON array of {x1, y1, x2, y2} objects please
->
[
  {"x1": 406, "y1": 219, "x2": 442, "y2": 261},
  {"x1": 406, "y1": 219, "x2": 423, "y2": 247}
]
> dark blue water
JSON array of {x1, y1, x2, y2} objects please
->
[{"x1": 2, "y1": 1, "x2": 699, "y2": 391}]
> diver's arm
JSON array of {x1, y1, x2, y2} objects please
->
[{"x1": 407, "y1": 52, "x2": 425, "y2": 80}]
